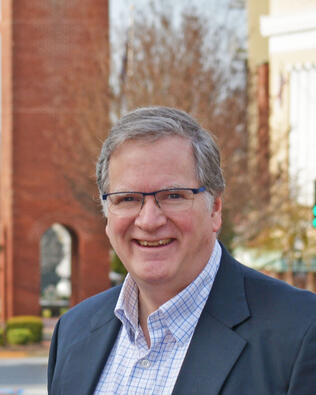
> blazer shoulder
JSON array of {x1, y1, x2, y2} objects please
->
[
  {"x1": 57, "y1": 285, "x2": 121, "y2": 335},
  {"x1": 239, "y1": 259, "x2": 316, "y2": 322},
  {"x1": 219, "y1": 244, "x2": 316, "y2": 325}
]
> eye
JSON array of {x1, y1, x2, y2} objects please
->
[
  {"x1": 121, "y1": 195, "x2": 136, "y2": 202},
  {"x1": 158, "y1": 190, "x2": 189, "y2": 201},
  {"x1": 167, "y1": 193, "x2": 183, "y2": 199},
  {"x1": 111, "y1": 193, "x2": 141, "y2": 205}
]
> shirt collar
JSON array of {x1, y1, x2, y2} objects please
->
[
  {"x1": 115, "y1": 274, "x2": 139, "y2": 341},
  {"x1": 114, "y1": 240, "x2": 222, "y2": 344}
]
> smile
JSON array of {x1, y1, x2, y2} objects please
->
[{"x1": 137, "y1": 239, "x2": 173, "y2": 247}]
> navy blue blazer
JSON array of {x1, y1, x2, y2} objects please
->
[{"x1": 48, "y1": 246, "x2": 316, "y2": 394}]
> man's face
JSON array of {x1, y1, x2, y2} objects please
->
[{"x1": 105, "y1": 136, "x2": 222, "y2": 296}]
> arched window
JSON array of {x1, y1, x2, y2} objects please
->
[{"x1": 40, "y1": 223, "x2": 72, "y2": 316}]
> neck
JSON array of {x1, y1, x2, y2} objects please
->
[
  {"x1": 137, "y1": 284, "x2": 177, "y2": 347},
  {"x1": 134, "y1": 248, "x2": 214, "y2": 346}
]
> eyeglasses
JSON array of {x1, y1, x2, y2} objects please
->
[{"x1": 102, "y1": 187, "x2": 206, "y2": 217}]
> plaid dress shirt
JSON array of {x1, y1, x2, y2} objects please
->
[{"x1": 94, "y1": 240, "x2": 221, "y2": 395}]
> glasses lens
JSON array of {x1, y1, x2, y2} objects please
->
[
  {"x1": 108, "y1": 192, "x2": 143, "y2": 215},
  {"x1": 157, "y1": 189, "x2": 194, "y2": 212}
]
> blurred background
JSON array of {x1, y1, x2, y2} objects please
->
[{"x1": 0, "y1": 0, "x2": 316, "y2": 391}]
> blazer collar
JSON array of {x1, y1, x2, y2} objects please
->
[
  {"x1": 172, "y1": 245, "x2": 250, "y2": 395},
  {"x1": 205, "y1": 244, "x2": 250, "y2": 327},
  {"x1": 60, "y1": 286, "x2": 122, "y2": 395},
  {"x1": 90, "y1": 285, "x2": 122, "y2": 331}
]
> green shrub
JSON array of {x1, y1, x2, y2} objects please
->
[
  {"x1": 7, "y1": 328, "x2": 32, "y2": 345},
  {"x1": 0, "y1": 327, "x2": 4, "y2": 346},
  {"x1": 42, "y1": 308, "x2": 52, "y2": 318},
  {"x1": 6, "y1": 316, "x2": 43, "y2": 343}
]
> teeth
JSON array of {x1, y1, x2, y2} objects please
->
[{"x1": 138, "y1": 239, "x2": 172, "y2": 247}]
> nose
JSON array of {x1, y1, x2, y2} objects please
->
[{"x1": 134, "y1": 195, "x2": 167, "y2": 231}]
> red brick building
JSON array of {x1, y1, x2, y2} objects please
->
[{"x1": 0, "y1": 0, "x2": 110, "y2": 321}]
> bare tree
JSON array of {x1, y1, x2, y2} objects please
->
[
  {"x1": 51, "y1": 2, "x2": 248, "y2": 248},
  {"x1": 111, "y1": 4, "x2": 248, "y2": 248}
]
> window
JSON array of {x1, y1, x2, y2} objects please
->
[{"x1": 289, "y1": 63, "x2": 316, "y2": 206}]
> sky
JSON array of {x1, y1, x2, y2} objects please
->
[{"x1": 110, "y1": 0, "x2": 246, "y2": 29}]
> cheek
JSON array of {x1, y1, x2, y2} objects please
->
[
  {"x1": 171, "y1": 213, "x2": 195, "y2": 234},
  {"x1": 106, "y1": 217, "x2": 131, "y2": 243},
  {"x1": 192, "y1": 210, "x2": 215, "y2": 238}
]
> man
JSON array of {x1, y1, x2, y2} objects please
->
[{"x1": 48, "y1": 107, "x2": 316, "y2": 394}]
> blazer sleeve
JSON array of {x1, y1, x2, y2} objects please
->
[
  {"x1": 287, "y1": 319, "x2": 316, "y2": 394},
  {"x1": 47, "y1": 318, "x2": 61, "y2": 394}
]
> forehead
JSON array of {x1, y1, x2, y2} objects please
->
[
  {"x1": 108, "y1": 136, "x2": 198, "y2": 191},
  {"x1": 110, "y1": 135, "x2": 193, "y2": 162}
]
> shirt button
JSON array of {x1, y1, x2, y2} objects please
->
[{"x1": 140, "y1": 359, "x2": 151, "y2": 368}]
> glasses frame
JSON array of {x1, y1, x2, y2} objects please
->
[{"x1": 102, "y1": 186, "x2": 206, "y2": 214}]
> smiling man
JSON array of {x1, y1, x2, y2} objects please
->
[{"x1": 48, "y1": 107, "x2": 316, "y2": 394}]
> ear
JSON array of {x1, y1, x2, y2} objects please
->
[
  {"x1": 211, "y1": 196, "x2": 222, "y2": 233},
  {"x1": 105, "y1": 222, "x2": 110, "y2": 239}
]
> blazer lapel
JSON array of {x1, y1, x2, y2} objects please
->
[
  {"x1": 60, "y1": 292, "x2": 122, "y2": 395},
  {"x1": 173, "y1": 246, "x2": 250, "y2": 395}
]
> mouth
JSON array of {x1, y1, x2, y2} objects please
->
[{"x1": 135, "y1": 238, "x2": 174, "y2": 248}]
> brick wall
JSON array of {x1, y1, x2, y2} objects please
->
[{"x1": 0, "y1": 0, "x2": 110, "y2": 320}]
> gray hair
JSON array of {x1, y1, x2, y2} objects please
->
[{"x1": 96, "y1": 106, "x2": 225, "y2": 213}]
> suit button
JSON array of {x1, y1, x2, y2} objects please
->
[{"x1": 140, "y1": 359, "x2": 151, "y2": 368}]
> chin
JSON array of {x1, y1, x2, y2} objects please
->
[{"x1": 135, "y1": 268, "x2": 175, "y2": 286}]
